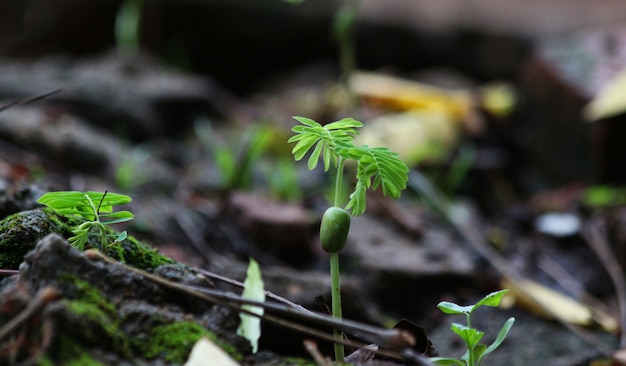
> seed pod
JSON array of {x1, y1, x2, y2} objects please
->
[{"x1": 320, "y1": 207, "x2": 351, "y2": 253}]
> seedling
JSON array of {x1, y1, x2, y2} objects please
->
[
  {"x1": 194, "y1": 119, "x2": 271, "y2": 191},
  {"x1": 430, "y1": 289, "x2": 515, "y2": 366},
  {"x1": 289, "y1": 116, "x2": 408, "y2": 361},
  {"x1": 115, "y1": 0, "x2": 143, "y2": 54},
  {"x1": 37, "y1": 191, "x2": 134, "y2": 252}
]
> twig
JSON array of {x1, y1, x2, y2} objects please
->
[
  {"x1": 0, "y1": 269, "x2": 19, "y2": 277},
  {"x1": 303, "y1": 340, "x2": 331, "y2": 366},
  {"x1": 0, "y1": 89, "x2": 62, "y2": 113},
  {"x1": 408, "y1": 170, "x2": 615, "y2": 356},
  {"x1": 581, "y1": 219, "x2": 626, "y2": 348},
  {"x1": 196, "y1": 267, "x2": 315, "y2": 315},
  {"x1": 83, "y1": 249, "x2": 434, "y2": 365},
  {"x1": 0, "y1": 287, "x2": 60, "y2": 341}
]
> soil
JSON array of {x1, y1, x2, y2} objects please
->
[{"x1": 1, "y1": 1, "x2": 626, "y2": 365}]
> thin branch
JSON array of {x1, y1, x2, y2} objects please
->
[
  {"x1": 581, "y1": 219, "x2": 626, "y2": 348},
  {"x1": 83, "y1": 249, "x2": 433, "y2": 364},
  {"x1": 408, "y1": 170, "x2": 615, "y2": 356},
  {"x1": 0, "y1": 89, "x2": 62, "y2": 113}
]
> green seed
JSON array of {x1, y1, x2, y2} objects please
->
[{"x1": 320, "y1": 207, "x2": 351, "y2": 253}]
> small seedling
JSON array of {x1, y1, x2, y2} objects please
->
[
  {"x1": 430, "y1": 289, "x2": 515, "y2": 366},
  {"x1": 37, "y1": 191, "x2": 134, "y2": 252},
  {"x1": 195, "y1": 119, "x2": 271, "y2": 191},
  {"x1": 289, "y1": 116, "x2": 408, "y2": 361}
]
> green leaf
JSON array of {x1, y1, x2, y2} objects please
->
[
  {"x1": 476, "y1": 317, "x2": 515, "y2": 364},
  {"x1": 437, "y1": 289, "x2": 510, "y2": 316},
  {"x1": 115, "y1": 231, "x2": 128, "y2": 242},
  {"x1": 342, "y1": 145, "x2": 408, "y2": 216},
  {"x1": 438, "y1": 301, "x2": 474, "y2": 315},
  {"x1": 473, "y1": 289, "x2": 510, "y2": 312},
  {"x1": 289, "y1": 116, "x2": 363, "y2": 172},
  {"x1": 451, "y1": 323, "x2": 484, "y2": 349},
  {"x1": 237, "y1": 258, "x2": 265, "y2": 353},
  {"x1": 430, "y1": 358, "x2": 465, "y2": 366}
]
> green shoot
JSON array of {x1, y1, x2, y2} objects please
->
[
  {"x1": 431, "y1": 289, "x2": 515, "y2": 366},
  {"x1": 115, "y1": 0, "x2": 143, "y2": 55},
  {"x1": 195, "y1": 119, "x2": 271, "y2": 191},
  {"x1": 289, "y1": 116, "x2": 408, "y2": 362},
  {"x1": 37, "y1": 191, "x2": 134, "y2": 252},
  {"x1": 237, "y1": 258, "x2": 265, "y2": 354},
  {"x1": 289, "y1": 116, "x2": 408, "y2": 215}
]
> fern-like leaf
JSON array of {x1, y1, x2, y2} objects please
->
[
  {"x1": 342, "y1": 145, "x2": 409, "y2": 216},
  {"x1": 288, "y1": 116, "x2": 362, "y2": 171}
]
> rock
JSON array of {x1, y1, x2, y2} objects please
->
[
  {"x1": 0, "y1": 106, "x2": 181, "y2": 187},
  {"x1": 224, "y1": 192, "x2": 317, "y2": 267},
  {"x1": 0, "y1": 233, "x2": 247, "y2": 365},
  {"x1": 0, "y1": 206, "x2": 174, "y2": 271},
  {"x1": 0, "y1": 53, "x2": 221, "y2": 140},
  {"x1": 345, "y1": 214, "x2": 475, "y2": 315},
  {"x1": 0, "y1": 209, "x2": 70, "y2": 269}
]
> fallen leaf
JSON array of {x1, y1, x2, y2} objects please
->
[
  {"x1": 584, "y1": 66, "x2": 626, "y2": 121},
  {"x1": 502, "y1": 278, "x2": 618, "y2": 333},
  {"x1": 184, "y1": 337, "x2": 240, "y2": 366}
]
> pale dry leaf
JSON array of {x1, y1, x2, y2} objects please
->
[
  {"x1": 584, "y1": 66, "x2": 626, "y2": 121},
  {"x1": 503, "y1": 278, "x2": 618, "y2": 333},
  {"x1": 184, "y1": 337, "x2": 240, "y2": 366}
]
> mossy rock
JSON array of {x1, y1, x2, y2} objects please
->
[
  {"x1": 0, "y1": 209, "x2": 72, "y2": 269},
  {"x1": 0, "y1": 234, "x2": 242, "y2": 365},
  {"x1": 0, "y1": 208, "x2": 173, "y2": 271}
]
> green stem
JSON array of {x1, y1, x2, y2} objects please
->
[
  {"x1": 335, "y1": 0, "x2": 361, "y2": 107},
  {"x1": 332, "y1": 156, "x2": 346, "y2": 362},
  {"x1": 330, "y1": 251, "x2": 344, "y2": 362},
  {"x1": 335, "y1": 157, "x2": 345, "y2": 207}
]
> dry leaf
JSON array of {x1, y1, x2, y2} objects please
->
[
  {"x1": 349, "y1": 71, "x2": 506, "y2": 165},
  {"x1": 502, "y1": 278, "x2": 618, "y2": 333},
  {"x1": 354, "y1": 110, "x2": 459, "y2": 165},
  {"x1": 350, "y1": 71, "x2": 473, "y2": 119},
  {"x1": 184, "y1": 337, "x2": 240, "y2": 366},
  {"x1": 584, "y1": 67, "x2": 626, "y2": 121}
]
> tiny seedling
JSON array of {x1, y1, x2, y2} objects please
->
[
  {"x1": 289, "y1": 116, "x2": 408, "y2": 361},
  {"x1": 37, "y1": 191, "x2": 134, "y2": 252},
  {"x1": 430, "y1": 289, "x2": 515, "y2": 366},
  {"x1": 195, "y1": 119, "x2": 271, "y2": 191},
  {"x1": 115, "y1": 0, "x2": 143, "y2": 54}
]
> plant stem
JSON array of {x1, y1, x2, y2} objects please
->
[
  {"x1": 330, "y1": 251, "x2": 344, "y2": 362},
  {"x1": 331, "y1": 156, "x2": 346, "y2": 362},
  {"x1": 335, "y1": 158, "x2": 345, "y2": 207}
]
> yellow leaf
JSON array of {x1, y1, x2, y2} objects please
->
[
  {"x1": 354, "y1": 110, "x2": 458, "y2": 166},
  {"x1": 184, "y1": 337, "x2": 240, "y2": 366},
  {"x1": 502, "y1": 278, "x2": 618, "y2": 333},
  {"x1": 350, "y1": 71, "x2": 473, "y2": 120},
  {"x1": 584, "y1": 67, "x2": 626, "y2": 121}
]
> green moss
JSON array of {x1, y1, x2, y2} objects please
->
[
  {"x1": 143, "y1": 321, "x2": 240, "y2": 364},
  {"x1": 0, "y1": 209, "x2": 71, "y2": 269},
  {"x1": 42, "y1": 338, "x2": 105, "y2": 366},
  {"x1": 71, "y1": 277, "x2": 117, "y2": 315},
  {"x1": 283, "y1": 357, "x2": 320, "y2": 366},
  {"x1": 106, "y1": 233, "x2": 174, "y2": 271},
  {"x1": 61, "y1": 277, "x2": 131, "y2": 356}
]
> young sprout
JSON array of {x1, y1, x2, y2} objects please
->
[
  {"x1": 37, "y1": 191, "x2": 134, "y2": 252},
  {"x1": 289, "y1": 116, "x2": 408, "y2": 361},
  {"x1": 431, "y1": 289, "x2": 515, "y2": 366}
]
